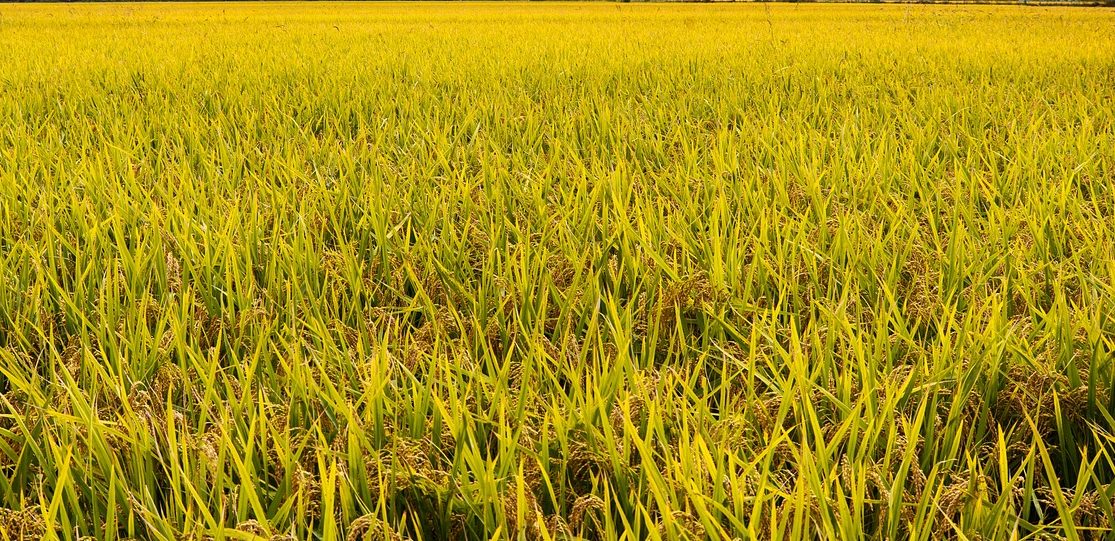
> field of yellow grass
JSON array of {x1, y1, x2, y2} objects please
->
[{"x1": 1, "y1": 2, "x2": 1115, "y2": 540}]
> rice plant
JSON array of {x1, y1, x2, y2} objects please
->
[{"x1": 1, "y1": 3, "x2": 1114, "y2": 540}]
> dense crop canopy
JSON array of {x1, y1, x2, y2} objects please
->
[{"x1": 1, "y1": 3, "x2": 1114, "y2": 540}]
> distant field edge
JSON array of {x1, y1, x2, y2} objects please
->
[{"x1": 0, "y1": 0, "x2": 1112, "y2": 5}]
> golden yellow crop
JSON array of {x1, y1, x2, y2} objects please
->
[{"x1": 1, "y1": 2, "x2": 1114, "y2": 540}]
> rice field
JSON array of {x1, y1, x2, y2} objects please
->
[{"x1": 1, "y1": 2, "x2": 1115, "y2": 540}]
